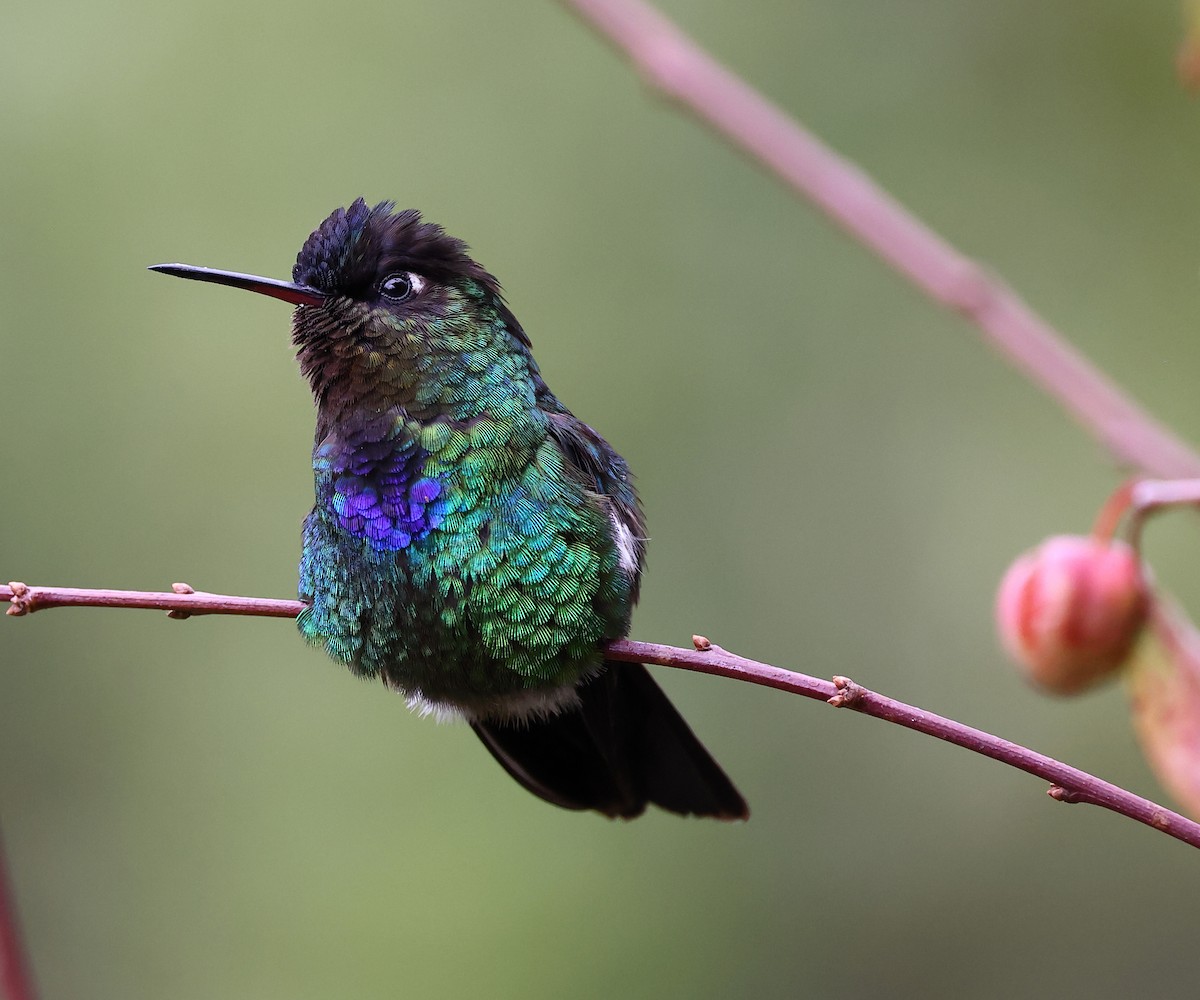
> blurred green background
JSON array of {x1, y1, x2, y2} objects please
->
[{"x1": 4, "y1": 1, "x2": 1200, "y2": 997}]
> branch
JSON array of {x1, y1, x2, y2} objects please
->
[
  {"x1": 559, "y1": 0, "x2": 1200, "y2": 479},
  {"x1": 0, "y1": 826, "x2": 36, "y2": 1000},
  {"x1": 4, "y1": 582, "x2": 1198, "y2": 851},
  {"x1": 0, "y1": 581, "x2": 301, "y2": 620}
]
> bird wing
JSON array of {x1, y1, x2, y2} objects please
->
[{"x1": 544, "y1": 410, "x2": 647, "y2": 598}]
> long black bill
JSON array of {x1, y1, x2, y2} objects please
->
[{"x1": 148, "y1": 263, "x2": 326, "y2": 307}]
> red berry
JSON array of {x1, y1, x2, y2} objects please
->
[{"x1": 995, "y1": 535, "x2": 1149, "y2": 694}]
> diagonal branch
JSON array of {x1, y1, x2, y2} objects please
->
[
  {"x1": 560, "y1": 0, "x2": 1200, "y2": 479},
  {"x1": 0, "y1": 825, "x2": 36, "y2": 1000},
  {"x1": 4, "y1": 581, "x2": 1198, "y2": 851}
]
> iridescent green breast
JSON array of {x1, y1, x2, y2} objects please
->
[{"x1": 296, "y1": 405, "x2": 633, "y2": 718}]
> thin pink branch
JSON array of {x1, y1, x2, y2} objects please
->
[
  {"x1": 4, "y1": 582, "x2": 1198, "y2": 851},
  {"x1": 560, "y1": 0, "x2": 1200, "y2": 479},
  {"x1": 0, "y1": 827, "x2": 37, "y2": 1000},
  {"x1": 1, "y1": 581, "x2": 301, "y2": 620}
]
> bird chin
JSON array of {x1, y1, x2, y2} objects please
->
[{"x1": 402, "y1": 685, "x2": 585, "y2": 725}]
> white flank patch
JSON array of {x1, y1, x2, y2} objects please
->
[{"x1": 610, "y1": 512, "x2": 639, "y2": 576}]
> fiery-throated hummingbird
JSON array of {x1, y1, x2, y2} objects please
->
[{"x1": 151, "y1": 199, "x2": 747, "y2": 819}]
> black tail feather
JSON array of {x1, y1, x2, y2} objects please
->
[{"x1": 470, "y1": 662, "x2": 748, "y2": 820}]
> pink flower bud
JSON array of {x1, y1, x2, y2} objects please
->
[{"x1": 995, "y1": 535, "x2": 1149, "y2": 694}]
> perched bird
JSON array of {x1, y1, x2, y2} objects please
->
[{"x1": 151, "y1": 199, "x2": 747, "y2": 819}]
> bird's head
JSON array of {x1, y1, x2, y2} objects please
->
[{"x1": 152, "y1": 199, "x2": 531, "y2": 410}]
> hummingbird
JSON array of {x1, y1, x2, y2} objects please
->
[{"x1": 151, "y1": 199, "x2": 747, "y2": 820}]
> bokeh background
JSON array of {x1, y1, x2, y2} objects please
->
[{"x1": 4, "y1": 2, "x2": 1200, "y2": 997}]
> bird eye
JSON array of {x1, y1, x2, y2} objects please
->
[{"x1": 379, "y1": 272, "x2": 424, "y2": 302}]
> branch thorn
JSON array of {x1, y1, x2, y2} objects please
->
[
  {"x1": 1048, "y1": 784, "x2": 1085, "y2": 804},
  {"x1": 5, "y1": 581, "x2": 30, "y2": 617},
  {"x1": 828, "y1": 675, "x2": 864, "y2": 708},
  {"x1": 167, "y1": 581, "x2": 196, "y2": 619}
]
